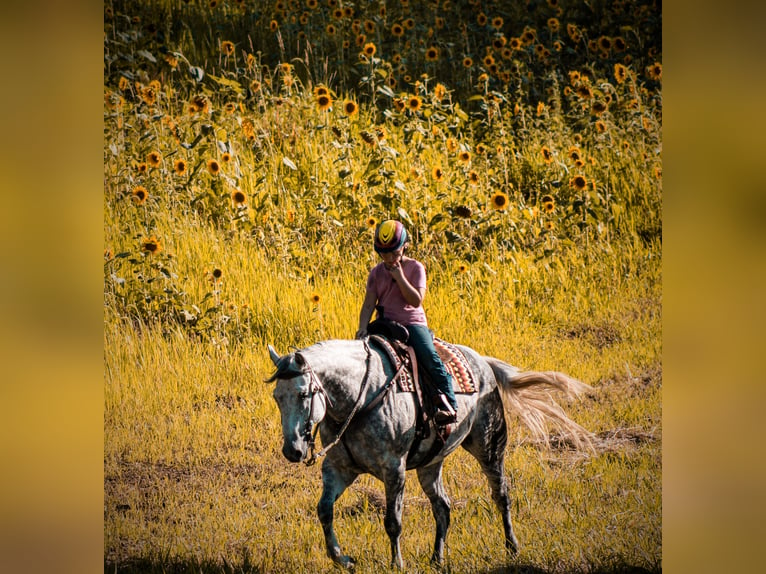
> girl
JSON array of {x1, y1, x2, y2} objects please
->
[{"x1": 355, "y1": 220, "x2": 458, "y2": 424}]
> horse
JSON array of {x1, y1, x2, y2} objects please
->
[{"x1": 267, "y1": 337, "x2": 592, "y2": 569}]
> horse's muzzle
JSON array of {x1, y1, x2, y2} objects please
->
[{"x1": 282, "y1": 442, "x2": 306, "y2": 463}]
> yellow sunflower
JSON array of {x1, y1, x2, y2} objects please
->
[
  {"x1": 207, "y1": 159, "x2": 221, "y2": 175},
  {"x1": 231, "y1": 190, "x2": 246, "y2": 205},
  {"x1": 221, "y1": 40, "x2": 235, "y2": 56},
  {"x1": 407, "y1": 95, "x2": 422, "y2": 112},
  {"x1": 571, "y1": 175, "x2": 587, "y2": 190},
  {"x1": 363, "y1": 42, "x2": 376, "y2": 57},
  {"x1": 317, "y1": 94, "x2": 332, "y2": 111},
  {"x1": 141, "y1": 236, "x2": 162, "y2": 255},
  {"x1": 131, "y1": 186, "x2": 148, "y2": 205},
  {"x1": 173, "y1": 159, "x2": 187, "y2": 176},
  {"x1": 490, "y1": 191, "x2": 509, "y2": 211},
  {"x1": 147, "y1": 151, "x2": 161, "y2": 167},
  {"x1": 343, "y1": 98, "x2": 358, "y2": 116},
  {"x1": 425, "y1": 46, "x2": 440, "y2": 61}
]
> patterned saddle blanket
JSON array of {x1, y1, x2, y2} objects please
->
[{"x1": 369, "y1": 335, "x2": 478, "y2": 394}]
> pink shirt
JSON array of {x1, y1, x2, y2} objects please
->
[{"x1": 366, "y1": 259, "x2": 428, "y2": 326}]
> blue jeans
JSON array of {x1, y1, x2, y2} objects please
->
[{"x1": 406, "y1": 324, "x2": 458, "y2": 411}]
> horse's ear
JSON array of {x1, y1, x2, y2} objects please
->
[
  {"x1": 294, "y1": 353, "x2": 305, "y2": 367},
  {"x1": 268, "y1": 344, "x2": 281, "y2": 366}
]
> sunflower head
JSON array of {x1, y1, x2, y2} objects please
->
[
  {"x1": 490, "y1": 191, "x2": 509, "y2": 211},
  {"x1": 131, "y1": 186, "x2": 148, "y2": 205},
  {"x1": 232, "y1": 190, "x2": 246, "y2": 205},
  {"x1": 207, "y1": 159, "x2": 221, "y2": 175},
  {"x1": 343, "y1": 98, "x2": 358, "y2": 116},
  {"x1": 141, "y1": 236, "x2": 162, "y2": 255}
]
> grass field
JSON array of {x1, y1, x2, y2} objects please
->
[{"x1": 104, "y1": 0, "x2": 661, "y2": 571}]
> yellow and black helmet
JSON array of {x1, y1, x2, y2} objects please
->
[{"x1": 374, "y1": 220, "x2": 408, "y2": 253}]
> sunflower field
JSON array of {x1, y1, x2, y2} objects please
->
[{"x1": 104, "y1": 0, "x2": 661, "y2": 572}]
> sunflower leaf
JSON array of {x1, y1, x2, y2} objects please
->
[
  {"x1": 396, "y1": 207, "x2": 414, "y2": 226},
  {"x1": 137, "y1": 49, "x2": 157, "y2": 63},
  {"x1": 188, "y1": 66, "x2": 205, "y2": 82}
]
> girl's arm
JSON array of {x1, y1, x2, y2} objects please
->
[{"x1": 355, "y1": 289, "x2": 378, "y2": 338}]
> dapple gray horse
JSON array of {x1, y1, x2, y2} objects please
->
[{"x1": 267, "y1": 338, "x2": 591, "y2": 569}]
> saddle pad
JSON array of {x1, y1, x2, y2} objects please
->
[
  {"x1": 434, "y1": 338, "x2": 478, "y2": 394},
  {"x1": 369, "y1": 336, "x2": 478, "y2": 394}
]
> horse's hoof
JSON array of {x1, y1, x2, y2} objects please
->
[{"x1": 335, "y1": 555, "x2": 356, "y2": 570}]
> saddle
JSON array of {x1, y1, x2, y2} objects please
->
[{"x1": 367, "y1": 318, "x2": 478, "y2": 431}]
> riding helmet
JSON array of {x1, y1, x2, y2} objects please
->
[{"x1": 374, "y1": 220, "x2": 408, "y2": 253}]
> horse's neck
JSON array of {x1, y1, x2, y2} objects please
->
[{"x1": 306, "y1": 341, "x2": 369, "y2": 420}]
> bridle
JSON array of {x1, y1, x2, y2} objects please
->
[{"x1": 300, "y1": 340, "x2": 372, "y2": 466}]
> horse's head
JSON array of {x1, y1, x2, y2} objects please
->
[{"x1": 267, "y1": 345, "x2": 328, "y2": 463}]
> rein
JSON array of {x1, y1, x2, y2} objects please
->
[{"x1": 304, "y1": 340, "x2": 372, "y2": 466}]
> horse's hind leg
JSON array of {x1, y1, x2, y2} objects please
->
[
  {"x1": 318, "y1": 461, "x2": 358, "y2": 569},
  {"x1": 462, "y1": 391, "x2": 519, "y2": 554},
  {"x1": 416, "y1": 462, "x2": 451, "y2": 565}
]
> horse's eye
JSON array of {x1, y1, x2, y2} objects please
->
[{"x1": 299, "y1": 391, "x2": 310, "y2": 400}]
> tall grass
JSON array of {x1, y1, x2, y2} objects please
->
[{"x1": 104, "y1": 0, "x2": 661, "y2": 571}]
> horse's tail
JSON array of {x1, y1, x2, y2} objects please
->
[{"x1": 484, "y1": 356, "x2": 595, "y2": 451}]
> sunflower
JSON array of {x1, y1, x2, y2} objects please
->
[
  {"x1": 434, "y1": 83, "x2": 447, "y2": 100},
  {"x1": 141, "y1": 236, "x2": 162, "y2": 255},
  {"x1": 547, "y1": 17, "x2": 560, "y2": 32},
  {"x1": 544, "y1": 221, "x2": 555, "y2": 231},
  {"x1": 477, "y1": 12, "x2": 487, "y2": 26},
  {"x1": 483, "y1": 54, "x2": 495, "y2": 67},
  {"x1": 490, "y1": 191, "x2": 509, "y2": 211},
  {"x1": 407, "y1": 95, "x2": 422, "y2": 112},
  {"x1": 445, "y1": 137, "x2": 458, "y2": 153},
  {"x1": 567, "y1": 23, "x2": 581, "y2": 43},
  {"x1": 326, "y1": 23, "x2": 336, "y2": 35},
  {"x1": 231, "y1": 189, "x2": 246, "y2": 205},
  {"x1": 431, "y1": 165, "x2": 444, "y2": 181},
  {"x1": 173, "y1": 159, "x2": 187, "y2": 175},
  {"x1": 509, "y1": 37, "x2": 521, "y2": 50},
  {"x1": 363, "y1": 42, "x2": 376, "y2": 57},
  {"x1": 457, "y1": 263, "x2": 468, "y2": 274},
  {"x1": 314, "y1": 85, "x2": 329, "y2": 97},
  {"x1": 131, "y1": 186, "x2": 148, "y2": 205},
  {"x1": 363, "y1": 19, "x2": 375, "y2": 33},
  {"x1": 540, "y1": 146, "x2": 553, "y2": 163},
  {"x1": 310, "y1": 292, "x2": 321, "y2": 304},
  {"x1": 647, "y1": 62, "x2": 662, "y2": 81},
  {"x1": 568, "y1": 147, "x2": 581, "y2": 162},
  {"x1": 458, "y1": 150, "x2": 471, "y2": 163},
  {"x1": 207, "y1": 159, "x2": 221, "y2": 175},
  {"x1": 425, "y1": 46, "x2": 440, "y2": 61},
  {"x1": 359, "y1": 130, "x2": 376, "y2": 146},
  {"x1": 307, "y1": 0, "x2": 318, "y2": 8},
  {"x1": 614, "y1": 63, "x2": 628, "y2": 84},
  {"x1": 455, "y1": 205, "x2": 472, "y2": 218},
  {"x1": 221, "y1": 40, "x2": 235, "y2": 56},
  {"x1": 316, "y1": 94, "x2": 332, "y2": 111},
  {"x1": 475, "y1": 143, "x2": 487, "y2": 155},
  {"x1": 270, "y1": 20, "x2": 278, "y2": 32},
  {"x1": 404, "y1": 18, "x2": 415, "y2": 29},
  {"x1": 591, "y1": 100, "x2": 608, "y2": 116},
  {"x1": 391, "y1": 22, "x2": 404, "y2": 37},
  {"x1": 221, "y1": 152, "x2": 232, "y2": 163},
  {"x1": 212, "y1": 268, "x2": 223, "y2": 281},
  {"x1": 543, "y1": 199, "x2": 555, "y2": 213},
  {"x1": 342, "y1": 98, "x2": 358, "y2": 117},
  {"x1": 147, "y1": 151, "x2": 161, "y2": 167},
  {"x1": 136, "y1": 162, "x2": 148, "y2": 174},
  {"x1": 571, "y1": 175, "x2": 587, "y2": 190},
  {"x1": 598, "y1": 36, "x2": 612, "y2": 53},
  {"x1": 462, "y1": 56, "x2": 473, "y2": 68},
  {"x1": 468, "y1": 171, "x2": 479, "y2": 186},
  {"x1": 595, "y1": 120, "x2": 607, "y2": 134},
  {"x1": 224, "y1": 102, "x2": 237, "y2": 114},
  {"x1": 613, "y1": 37, "x2": 627, "y2": 52},
  {"x1": 536, "y1": 101, "x2": 546, "y2": 116},
  {"x1": 576, "y1": 85, "x2": 593, "y2": 99},
  {"x1": 491, "y1": 16, "x2": 504, "y2": 30}
]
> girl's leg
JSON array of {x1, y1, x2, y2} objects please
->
[{"x1": 407, "y1": 324, "x2": 458, "y2": 412}]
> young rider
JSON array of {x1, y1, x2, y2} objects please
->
[{"x1": 355, "y1": 220, "x2": 458, "y2": 425}]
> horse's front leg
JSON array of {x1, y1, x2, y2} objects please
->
[
  {"x1": 318, "y1": 460, "x2": 358, "y2": 569},
  {"x1": 416, "y1": 462, "x2": 451, "y2": 565},
  {"x1": 383, "y1": 464, "x2": 407, "y2": 569}
]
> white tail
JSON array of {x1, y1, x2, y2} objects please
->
[{"x1": 484, "y1": 357, "x2": 595, "y2": 451}]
